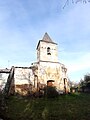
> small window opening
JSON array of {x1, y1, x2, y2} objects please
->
[{"x1": 47, "y1": 47, "x2": 51, "y2": 55}]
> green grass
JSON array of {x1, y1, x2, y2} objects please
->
[{"x1": 4, "y1": 93, "x2": 90, "y2": 120}]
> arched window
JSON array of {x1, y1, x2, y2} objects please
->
[{"x1": 47, "y1": 47, "x2": 51, "y2": 55}]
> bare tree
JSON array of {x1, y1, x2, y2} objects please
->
[{"x1": 63, "y1": 0, "x2": 90, "y2": 8}]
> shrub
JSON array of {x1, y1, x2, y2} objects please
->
[{"x1": 44, "y1": 86, "x2": 59, "y2": 98}]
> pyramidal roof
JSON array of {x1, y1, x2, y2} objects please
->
[
  {"x1": 42, "y1": 32, "x2": 53, "y2": 42},
  {"x1": 36, "y1": 32, "x2": 57, "y2": 49}
]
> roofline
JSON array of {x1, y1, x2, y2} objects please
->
[
  {"x1": 38, "y1": 60, "x2": 67, "y2": 67},
  {"x1": 38, "y1": 60, "x2": 61, "y2": 64},
  {"x1": 15, "y1": 66, "x2": 31, "y2": 69},
  {"x1": 36, "y1": 40, "x2": 57, "y2": 50}
]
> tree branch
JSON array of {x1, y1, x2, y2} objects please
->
[{"x1": 63, "y1": 0, "x2": 90, "y2": 8}]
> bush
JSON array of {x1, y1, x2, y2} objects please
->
[
  {"x1": 0, "y1": 92, "x2": 8, "y2": 120},
  {"x1": 44, "y1": 86, "x2": 59, "y2": 98}
]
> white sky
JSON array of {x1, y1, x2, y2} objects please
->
[{"x1": 0, "y1": 0, "x2": 90, "y2": 82}]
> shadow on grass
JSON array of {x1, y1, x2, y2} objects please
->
[{"x1": 1, "y1": 93, "x2": 90, "y2": 120}]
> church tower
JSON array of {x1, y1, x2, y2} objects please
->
[
  {"x1": 35, "y1": 33, "x2": 69, "y2": 93},
  {"x1": 36, "y1": 33, "x2": 58, "y2": 63},
  {"x1": 36, "y1": 33, "x2": 61, "y2": 86}
]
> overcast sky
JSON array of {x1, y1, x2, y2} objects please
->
[{"x1": 0, "y1": 0, "x2": 90, "y2": 82}]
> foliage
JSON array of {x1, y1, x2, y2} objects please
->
[
  {"x1": 44, "y1": 86, "x2": 59, "y2": 98},
  {"x1": 79, "y1": 74, "x2": 90, "y2": 92},
  {"x1": 0, "y1": 91, "x2": 8, "y2": 120},
  {"x1": 68, "y1": 80, "x2": 78, "y2": 93}
]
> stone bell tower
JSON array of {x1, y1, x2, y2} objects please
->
[
  {"x1": 36, "y1": 33, "x2": 60, "y2": 85},
  {"x1": 36, "y1": 32, "x2": 58, "y2": 63},
  {"x1": 35, "y1": 33, "x2": 70, "y2": 93}
]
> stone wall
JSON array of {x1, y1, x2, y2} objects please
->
[
  {"x1": 37, "y1": 41, "x2": 58, "y2": 62},
  {"x1": 14, "y1": 67, "x2": 34, "y2": 95},
  {"x1": 0, "y1": 73, "x2": 9, "y2": 91},
  {"x1": 38, "y1": 62, "x2": 69, "y2": 92}
]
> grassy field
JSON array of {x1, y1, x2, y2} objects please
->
[{"x1": 2, "y1": 93, "x2": 90, "y2": 120}]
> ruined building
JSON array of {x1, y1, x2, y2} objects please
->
[{"x1": 0, "y1": 33, "x2": 70, "y2": 95}]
